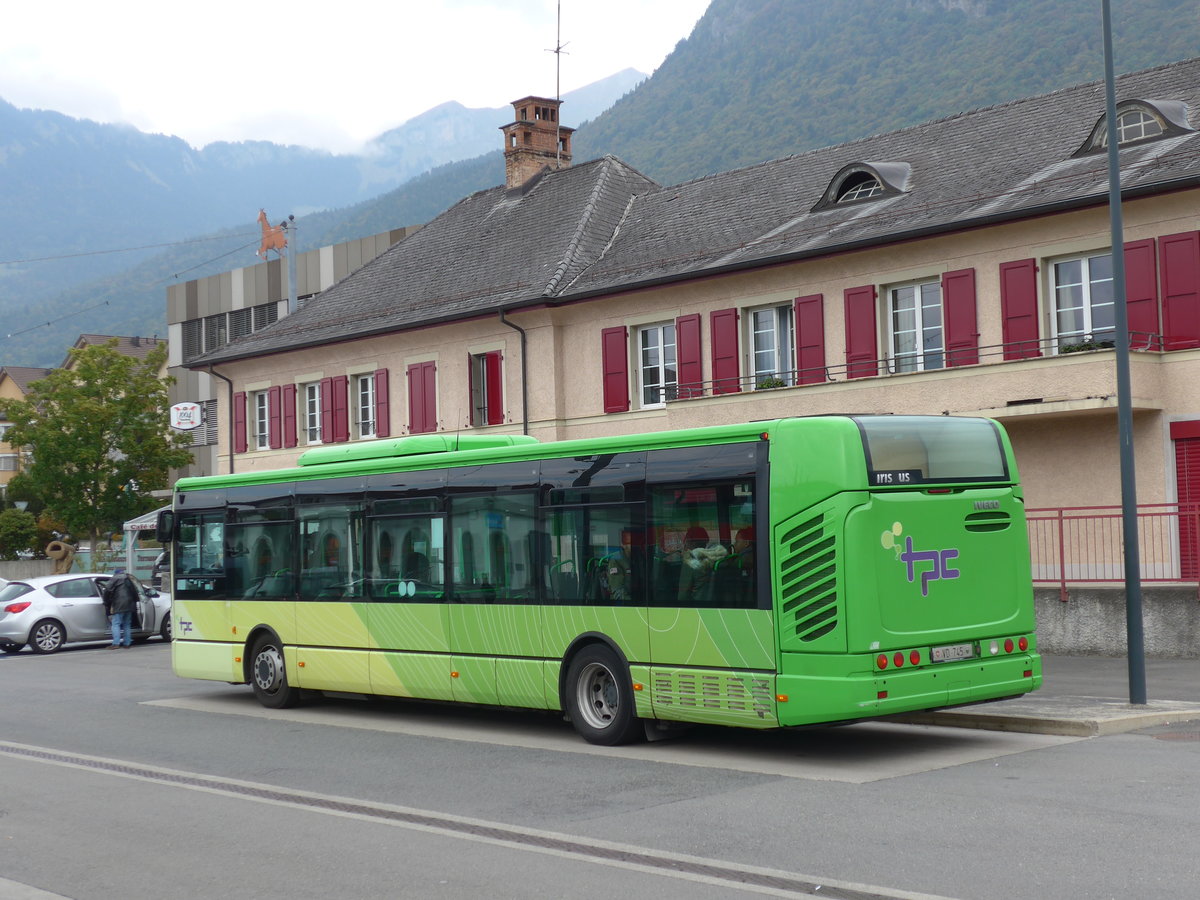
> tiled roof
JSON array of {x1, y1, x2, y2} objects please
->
[
  {"x1": 66, "y1": 335, "x2": 164, "y2": 368},
  {"x1": 194, "y1": 57, "x2": 1200, "y2": 366},
  {"x1": 0, "y1": 366, "x2": 54, "y2": 395},
  {"x1": 196, "y1": 157, "x2": 659, "y2": 363}
]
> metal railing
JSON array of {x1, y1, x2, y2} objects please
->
[
  {"x1": 660, "y1": 332, "x2": 1163, "y2": 403},
  {"x1": 1026, "y1": 503, "x2": 1200, "y2": 601}
]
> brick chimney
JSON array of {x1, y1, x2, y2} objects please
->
[{"x1": 501, "y1": 96, "x2": 574, "y2": 189}]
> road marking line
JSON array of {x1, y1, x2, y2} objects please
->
[
  {"x1": 0, "y1": 740, "x2": 956, "y2": 900},
  {"x1": 144, "y1": 692, "x2": 1081, "y2": 783}
]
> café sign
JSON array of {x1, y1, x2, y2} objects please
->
[{"x1": 170, "y1": 401, "x2": 202, "y2": 430}]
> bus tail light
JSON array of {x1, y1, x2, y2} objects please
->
[
  {"x1": 1018, "y1": 636, "x2": 1029, "y2": 651},
  {"x1": 893, "y1": 652, "x2": 904, "y2": 668},
  {"x1": 1004, "y1": 638, "x2": 1014, "y2": 653},
  {"x1": 4, "y1": 602, "x2": 32, "y2": 614},
  {"x1": 877, "y1": 654, "x2": 889, "y2": 669},
  {"x1": 909, "y1": 650, "x2": 921, "y2": 666}
]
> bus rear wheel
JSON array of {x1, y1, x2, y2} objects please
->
[
  {"x1": 250, "y1": 637, "x2": 302, "y2": 709},
  {"x1": 565, "y1": 645, "x2": 643, "y2": 746}
]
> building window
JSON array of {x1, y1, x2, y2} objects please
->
[
  {"x1": 0, "y1": 454, "x2": 18, "y2": 471},
  {"x1": 356, "y1": 374, "x2": 376, "y2": 439},
  {"x1": 749, "y1": 306, "x2": 794, "y2": 388},
  {"x1": 1052, "y1": 252, "x2": 1114, "y2": 351},
  {"x1": 253, "y1": 391, "x2": 270, "y2": 451},
  {"x1": 229, "y1": 308, "x2": 253, "y2": 340},
  {"x1": 188, "y1": 400, "x2": 219, "y2": 447},
  {"x1": 469, "y1": 352, "x2": 504, "y2": 427},
  {"x1": 303, "y1": 382, "x2": 322, "y2": 444},
  {"x1": 182, "y1": 320, "x2": 203, "y2": 361},
  {"x1": 889, "y1": 281, "x2": 944, "y2": 373},
  {"x1": 253, "y1": 303, "x2": 278, "y2": 330},
  {"x1": 204, "y1": 314, "x2": 227, "y2": 353},
  {"x1": 837, "y1": 172, "x2": 883, "y2": 202},
  {"x1": 639, "y1": 323, "x2": 677, "y2": 407}
]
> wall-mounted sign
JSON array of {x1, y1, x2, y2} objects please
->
[{"x1": 170, "y1": 401, "x2": 203, "y2": 430}]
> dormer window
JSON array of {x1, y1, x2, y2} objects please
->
[
  {"x1": 837, "y1": 172, "x2": 884, "y2": 201},
  {"x1": 812, "y1": 162, "x2": 910, "y2": 212},
  {"x1": 1075, "y1": 99, "x2": 1191, "y2": 155}
]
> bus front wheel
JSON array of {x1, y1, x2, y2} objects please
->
[
  {"x1": 565, "y1": 646, "x2": 643, "y2": 746},
  {"x1": 250, "y1": 637, "x2": 302, "y2": 709}
]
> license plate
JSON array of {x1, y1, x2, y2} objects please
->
[{"x1": 931, "y1": 642, "x2": 975, "y2": 662}]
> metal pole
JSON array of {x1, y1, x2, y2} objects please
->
[
  {"x1": 285, "y1": 215, "x2": 298, "y2": 316},
  {"x1": 1101, "y1": 0, "x2": 1147, "y2": 704}
]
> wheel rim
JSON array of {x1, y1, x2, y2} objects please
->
[
  {"x1": 574, "y1": 661, "x2": 620, "y2": 730},
  {"x1": 34, "y1": 623, "x2": 63, "y2": 652},
  {"x1": 253, "y1": 645, "x2": 285, "y2": 695}
]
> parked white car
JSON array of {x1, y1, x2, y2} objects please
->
[{"x1": 0, "y1": 573, "x2": 171, "y2": 654}]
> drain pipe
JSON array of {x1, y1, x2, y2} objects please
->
[
  {"x1": 207, "y1": 367, "x2": 236, "y2": 474},
  {"x1": 498, "y1": 310, "x2": 528, "y2": 435}
]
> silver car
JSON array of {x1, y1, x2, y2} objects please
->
[{"x1": 0, "y1": 573, "x2": 172, "y2": 654}]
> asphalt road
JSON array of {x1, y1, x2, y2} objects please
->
[{"x1": 1, "y1": 641, "x2": 1197, "y2": 900}]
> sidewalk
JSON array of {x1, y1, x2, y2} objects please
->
[{"x1": 895, "y1": 654, "x2": 1200, "y2": 736}]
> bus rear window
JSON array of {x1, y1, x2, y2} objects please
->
[{"x1": 855, "y1": 416, "x2": 1008, "y2": 486}]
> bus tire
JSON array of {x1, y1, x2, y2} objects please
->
[
  {"x1": 249, "y1": 636, "x2": 302, "y2": 709},
  {"x1": 565, "y1": 645, "x2": 643, "y2": 746}
]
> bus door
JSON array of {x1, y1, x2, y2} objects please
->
[
  {"x1": 171, "y1": 508, "x2": 240, "y2": 681},
  {"x1": 365, "y1": 502, "x2": 454, "y2": 702},
  {"x1": 447, "y1": 491, "x2": 540, "y2": 708},
  {"x1": 293, "y1": 493, "x2": 369, "y2": 692}
]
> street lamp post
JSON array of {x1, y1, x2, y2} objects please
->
[{"x1": 1101, "y1": 0, "x2": 1147, "y2": 705}]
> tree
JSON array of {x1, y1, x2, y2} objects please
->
[
  {"x1": 0, "y1": 341, "x2": 193, "y2": 558},
  {"x1": 0, "y1": 508, "x2": 37, "y2": 560}
]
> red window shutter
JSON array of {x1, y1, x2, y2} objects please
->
[
  {"x1": 374, "y1": 369, "x2": 390, "y2": 438},
  {"x1": 710, "y1": 308, "x2": 741, "y2": 394},
  {"x1": 331, "y1": 375, "x2": 349, "y2": 442},
  {"x1": 281, "y1": 384, "x2": 297, "y2": 449},
  {"x1": 675, "y1": 314, "x2": 703, "y2": 399},
  {"x1": 232, "y1": 391, "x2": 247, "y2": 454},
  {"x1": 408, "y1": 361, "x2": 437, "y2": 434},
  {"x1": 1159, "y1": 231, "x2": 1200, "y2": 351},
  {"x1": 999, "y1": 259, "x2": 1042, "y2": 360},
  {"x1": 1125, "y1": 239, "x2": 1159, "y2": 349},
  {"x1": 267, "y1": 386, "x2": 282, "y2": 450},
  {"x1": 1173, "y1": 427, "x2": 1200, "y2": 579},
  {"x1": 942, "y1": 268, "x2": 979, "y2": 367},
  {"x1": 794, "y1": 294, "x2": 825, "y2": 385},
  {"x1": 319, "y1": 377, "x2": 334, "y2": 442},
  {"x1": 485, "y1": 351, "x2": 504, "y2": 425},
  {"x1": 600, "y1": 326, "x2": 629, "y2": 413},
  {"x1": 843, "y1": 286, "x2": 878, "y2": 379}
]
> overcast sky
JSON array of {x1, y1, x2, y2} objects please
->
[{"x1": 0, "y1": 0, "x2": 711, "y2": 154}]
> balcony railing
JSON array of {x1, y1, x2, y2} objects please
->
[
  {"x1": 660, "y1": 331, "x2": 1162, "y2": 402},
  {"x1": 1027, "y1": 503, "x2": 1200, "y2": 601}
]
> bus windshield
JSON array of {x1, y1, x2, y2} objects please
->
[{"x1": 855, "y1": 415, "x2": 1008, "y2": 486}]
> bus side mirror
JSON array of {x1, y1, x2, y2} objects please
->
[{"x1": 155, "y1": 509, "x2": 176, "y2": 544}]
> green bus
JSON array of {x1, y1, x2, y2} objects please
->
[{"x1": 159, "y1": 415, "x2": 1041, "y2": 745}]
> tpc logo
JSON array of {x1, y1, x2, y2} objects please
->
[{"x1": 881, "y1": 522, "x2": 960, "y2": 597}]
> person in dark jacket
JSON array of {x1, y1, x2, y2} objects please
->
[{"x1": 102, "y1": 571, "x2": 139, "y2": 649}]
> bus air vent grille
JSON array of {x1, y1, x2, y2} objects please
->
[
  {"x1": 779, "y1": 513, "x2": 839, "y2": 642},
  {"x1": 652, "y1": 672, "x2": 772, "y2": 711},
  {"x1": 964, "y1": 510, "x2": 1011, "y2": 532}
]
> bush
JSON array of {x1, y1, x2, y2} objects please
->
[{"x1": 0, "y1": 509, "x2": 38, "y2": 561}]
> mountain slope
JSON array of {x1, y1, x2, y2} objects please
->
[{"x1": 6, "y1": 0, "x2": 1200, "y2": 365}]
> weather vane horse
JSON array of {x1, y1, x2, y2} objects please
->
[{"x1": 256, "y1": 209, "x2": 288, "y2": 259}]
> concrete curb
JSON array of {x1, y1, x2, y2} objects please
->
[{"x1": 893, "y1": 697, "x2": 1200, "y2": 737}]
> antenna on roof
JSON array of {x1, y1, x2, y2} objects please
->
[{"x1": 550, "y1": 0, "x2": 569, "y2": 166}]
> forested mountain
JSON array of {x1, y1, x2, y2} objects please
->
[
  {"x1": 0, "y1": 70, "x2": 641, "y2": 358},
  {"x1": 4, "y1": 0, "x2": 1200, "y2": 366}
]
